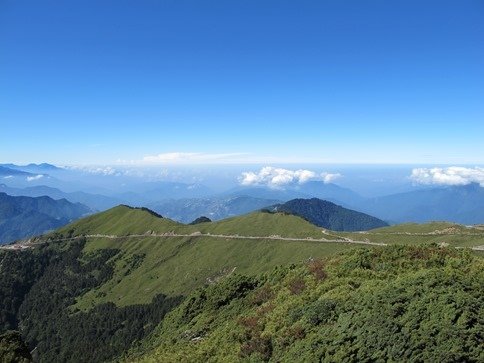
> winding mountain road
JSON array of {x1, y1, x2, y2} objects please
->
[{"x1": 1, "y1": 231, "x2": 387, "y2": 250}]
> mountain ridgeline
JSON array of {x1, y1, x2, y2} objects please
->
[{"x1": 269, "y1": 198, "x2": 388, "y2": 231}]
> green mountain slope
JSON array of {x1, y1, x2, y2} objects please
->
[
  {"x1": 0, "y1": 206, "x2": 361, "y2": 362},
  {"x1": 1, "y1": 205, "x2": 483, "y2": 362},
  {"x1": 55, "y1": 205, "x2": 181, "y2": 236},
  {"x1": 127, "y1": 245, "x2": 484, "y2": 363},
  {"x1": 55, "y1": 204, "x2": 327, "y2": 239},
  {"x1": 50, "y1": 206, "x2": 353, "y2": 307}
]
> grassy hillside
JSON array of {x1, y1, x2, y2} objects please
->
[
  {"x1": 126, "y1": 245, "x2": 484, "y2": 363},
  {"x1": 2, "y1": 205, "x2": 483, "y2": 362},
  {"x1": 51, "y1": 206, "x2": 353, "y2": 307},
  {"x1": 41, "y1": 205, "x2": 484, "y2": 307},
  {"x1": 55, "y1": 205, "x2": 183, "y2": 236},
  {"x1": 55, "y1": 205, "x2": 326, "y2": 238},
  {"x1": 195, "y1": 211, "x2": 326, "y2": 238},
  {"x1": 76, "y1": 235, "x2": 353, "y2": 308}
]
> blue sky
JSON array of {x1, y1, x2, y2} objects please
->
[{"x1": 1, "y1": 0, "x2": 483, "y2": 165}]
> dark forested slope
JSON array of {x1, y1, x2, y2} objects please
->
[{"x1": 271, "y1": 198, "x2": 388, "y2": 231}]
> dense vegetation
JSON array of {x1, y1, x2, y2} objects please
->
[
  {"x1": 0, "y1": 192, "x2": 91, "y2": 244},
  {"x1": 189, "y1": 216, "x2": 212, "y2": 224},
  {"x1": 0, "y1": 331, "x2": 31, "y2": 363},
  {"x1": 0, "y1": 239, "x2": 181, "y2": 363},
  {"x1": 128, "y1": 245, "x2": 484, "y2": 362},
  {"x1": 272, "y1": 198, "x2": 388, "y2": 231}
]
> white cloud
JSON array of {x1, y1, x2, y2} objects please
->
[
  {"x1": 89, "y1": 167, "x2": 118, "y2": 176},
  {"x1": 141, "y1": 152, "x2": 249, "y2": 164},
  {"x1": 321, "y1": 172, "x2": 342, "y2": 183},
  {"x1": 66, "y1": 165, "x2": 121, "y2": 176},
  {"x1": 3, "y1": 175, "x2": 13, "y2": 179},
  {"x1": 410, "y1": 167, "x2": 484, "y2": 187},
  {"x1": 240, "y1": 167, "x2": 341, "y2": 188},
  {"x1": 26, "y1": 174, "x2": 44, "y2": 182}
]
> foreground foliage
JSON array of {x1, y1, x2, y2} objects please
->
[
  {"x1": 0, "y1": 331, "x2": 31, "y2": 363},
  {"x1": 128, "y1": 245, "x2": 484, "y2": 362}
]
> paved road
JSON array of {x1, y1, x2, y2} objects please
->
[
  {"x1": 2, "y1": 232, "x2": 388, "y2": 250},
  {"x1": 4, "y1": 230, "x2": 484, "y2": 251}
]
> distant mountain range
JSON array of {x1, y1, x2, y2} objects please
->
[
  {"x1": 0, "y1": 163, "x2": 62, "y2": 173},
  {"x1": 0, "y1": 193, "x2": 91, "y2": 244},
  {"x1": 113, "y1": 182, "x2": 214, "y2": 206},
  {"x1": 356, "y1": 183, "x2": 484, "y2": 224},
  {"x1": 1, "y1": 161, "x2": 483, "y2": 225},
  {"x1": 225, "y1": 181, "x2": 363, "y2": 206},
  {"x1": 269, "y1": 198, "x2": 388, "y2": 231},
  {"x1": 0, "y1": 184, "x2": 120, "y2": 211},
  {"x1": 0, "y1": 166, "x2": 36, "y2": 177}
]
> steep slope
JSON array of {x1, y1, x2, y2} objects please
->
[
  {"x1": 0, "y1": 193, "x2": 91, "y2": 244},
  {"x1": 271, "y1": 198, "x2": 388, "y2": 231},
  {"x1": 127, "y1": 245, "x2": 484, "y2": 363}
]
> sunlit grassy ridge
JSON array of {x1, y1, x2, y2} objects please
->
[
  {"x1": 56, "y1": 205, "x2": 183, "y2": 236},
  {"x1": 44, "y1": 205, "x2": 484, "y2": 308},
  {"x1": 56, "y1": 205, "x2": 326, "y2": 238}
]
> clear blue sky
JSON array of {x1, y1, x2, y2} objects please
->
[{"x1": 1, "y1": 0, "x2": 483, "y2": 165}]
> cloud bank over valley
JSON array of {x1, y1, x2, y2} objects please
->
[
  {"x1": 411, "y1": 167, "x2": 484, "y2": 187},
  {"x1": 239, "y1": 167, "x2": 342, "y2": 189}
]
